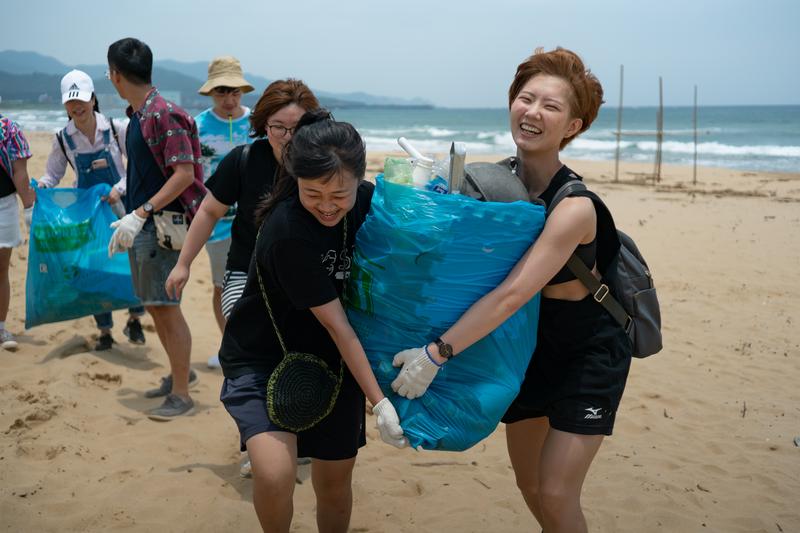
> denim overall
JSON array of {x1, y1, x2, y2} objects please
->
[{"x1": 63, "y1": 127, "x2": 144, "y2": 330}]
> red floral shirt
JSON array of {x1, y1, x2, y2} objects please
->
[{"x1": 126, "y1": 87, "x2": 206, "y2": 217}]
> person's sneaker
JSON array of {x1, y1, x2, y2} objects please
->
[
  {"x1": 144, "y1": 369, "x2": 199, "y2": 398},
  {"x1": 1, "y1": 329, "x2": 18, "y2": 351},
  {"x1": 123, "y1": 318, "x2": 146, "y2": 345},
  {"x1": 239, "y1": 454, "x2": 252, "y2": 478},
  {"x1": 147, "y1": 393, "x2": 194, "y2": 421},
  {"x1": 207, "y1": 354, "x2": 221, "y2": 369},
  {"x1": 94, "y1": 333, "x2": 115, "y2": 351}
]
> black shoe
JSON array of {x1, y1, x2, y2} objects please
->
[
  {"x1": 95, "y1": 333, "x2": 115, "y2": 351},
  {"x1": 123, "y1": 318, "x2": 146, "y2": 345}
]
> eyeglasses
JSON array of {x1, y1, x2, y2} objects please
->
[
  {"x1": 267, "y1": 124, "x2": 296, "y2": 137},
  {"x1": 105, "y1": 69, "x2": 112, "y2": 80},
  {"x1": 212, "y1": 87, "x2": 242, "y2": 96}
]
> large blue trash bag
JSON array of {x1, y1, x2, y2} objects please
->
[
  {"x1": 346, "y1": 176, "x2": 546, "y2": 451},
  {"x1": 25, "y1": 184, "x2": 140, "y2": 329}
]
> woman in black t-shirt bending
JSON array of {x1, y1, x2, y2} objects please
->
[{"x1": 218, "y1": 110, "x2": 407, "y2": 532}]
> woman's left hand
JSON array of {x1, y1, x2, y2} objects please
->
[{"x1": 391, "y1": 346, "x2": 442, "y2": 399}]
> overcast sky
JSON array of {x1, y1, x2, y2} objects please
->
[{"x1": 6, "y1": 0, "x2": 799, "y2": 108}]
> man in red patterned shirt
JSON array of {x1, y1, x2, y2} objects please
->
[{"x1": 106, "y1": 38, "x2": 202, "y2": 420}]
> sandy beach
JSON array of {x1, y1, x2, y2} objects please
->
[{"x1": 1, "y1": 131, "x2": 799, "y2": 532}]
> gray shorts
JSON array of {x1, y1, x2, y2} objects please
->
[
  {"x1": 205, "y1": 238, "x2": 231, "y2": 288},
  {"x1": 128, "y1": 224, "x2": 180, "y2": 306}
]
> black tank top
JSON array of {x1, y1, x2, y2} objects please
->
[{"x1": 537, "y1": 165, "x2": 597, "y2": 286}]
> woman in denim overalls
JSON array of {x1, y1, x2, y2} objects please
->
[{"x1": 39, "y1": 70, "x2": 145, "y2": 351}]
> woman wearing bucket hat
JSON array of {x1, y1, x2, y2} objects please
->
[
  {"x1": 194, "y1": 56, "x2": 254, "y2": 368},
  {"x1": 38, "y1": 69, "x2": 147, "y2": 351}
]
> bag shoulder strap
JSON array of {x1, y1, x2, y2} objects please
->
[
  {"x1": 253, "y1": 217, "x2": 348, "y2": 357},
  {"x1": 548, "y1": 179, "x2": 631, "y2": 332},
  {"x1": 56, "y1": 129, "x2": 74, "y2": 170},
  {"x1": 109, "y1": 118, "x2": 120, "y2": 148}
]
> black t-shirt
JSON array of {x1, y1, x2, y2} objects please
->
[
  {"x1": 124, "y1": 113, "x2": 182, "y2": 217},
  {"x1": 0, "y1": 163, "x2": 15, "y2": 198},
  {"x1": 219, "y1": 180, "x2": 375, "y2": 379},
  {"x1": 205, "y1": 139, "x2": 279, "y2": 272}
]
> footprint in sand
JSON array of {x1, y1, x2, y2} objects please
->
[{"x1": 75, "y1": 372, "x2": 122, "y2": 390}]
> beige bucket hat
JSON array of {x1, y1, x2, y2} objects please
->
[{"x1": 198, "y1": 56, "x2": 255, "y2": 95}]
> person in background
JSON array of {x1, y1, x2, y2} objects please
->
[
  {"x1": 194, "y1": 56, "x2": 254, "y2": 368},
  {"x1": 38, "y1": 69, "x2": 146, "y2": 350},
  {"x1": 390, "y1": 48, "x2": 632, "y2": 533},
  {"x1": 106, "y1": 37, "x2": 201, "y2": 420},
  {"x1": 0, "y1": 99, "x2": 35, "y2": 351}
]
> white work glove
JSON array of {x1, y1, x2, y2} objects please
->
[
  {"x1": 108, "y1": 212, "x2": 146, "y2": 257},
  {"x1": 391, "y1": 346, "x2": 442, "y2": 399},
  {"x1": 23, "y1": 206, "x2": 33, "y2": 229},
  {"x1": 372, "y1": 398, "x2": 408, "y2": 449}
]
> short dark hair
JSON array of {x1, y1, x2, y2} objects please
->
[
  {"x1": 256, "y1": 109, "x2": 366, "y2": 224},
  {"x1": 107, "y1": 38, "x2": 153, "y2": 85}
]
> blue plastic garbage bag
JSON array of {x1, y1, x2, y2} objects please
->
[
  {"x1": 25, "y1": 184, "x2": 140, "y2": 329},
  {"x1": 346, "y1": 176, "x2": 546, "y2": 451}
]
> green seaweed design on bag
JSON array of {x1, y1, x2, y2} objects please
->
[
  {"x1": 345, "y1": 249, "x2": 382, "y2": 316},
  {"x1": 32, "y1": 220, "x2": 94, "y2": 252}
]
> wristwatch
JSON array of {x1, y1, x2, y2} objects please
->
[
  {"x1": 141, "y1": 201, "x2": 154, "y2": 216},
  {"x1": 434, "y1": 337, "x2": 454, "y2": 359}
]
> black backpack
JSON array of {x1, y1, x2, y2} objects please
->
[
  {"x1": 548, "y1": 180, "x2": 662, "y2": 358},
  {"x1": 462, "y1": 159, "x2": 662, "y2": 358}
]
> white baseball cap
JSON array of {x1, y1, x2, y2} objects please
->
[{"x1": 60, "y1": 70, "x2": 94, "y2": 104}]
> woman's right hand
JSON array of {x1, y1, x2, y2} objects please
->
[{"x1": 165, "y1": 263, "x2": 190, "y2": 300}]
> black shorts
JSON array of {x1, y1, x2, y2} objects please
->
[
  {"x1": 220, "y1": 369, "x2": 367, "y2": 460},
  {"x1": 502, "y1": 294, "x2": 632, "y2": 435}
]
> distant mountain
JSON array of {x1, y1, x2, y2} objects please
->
[
  {"x1": 0, "y1": 50, "x2": 433, "y2": 109},
  {"x1": 0, "y1": 50, "x2": 67, "y2": 75}
]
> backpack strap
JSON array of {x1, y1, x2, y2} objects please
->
[
  {"x1": 56, "y1": 129, "x2": 75, "y2": 170},
  {"x1": 109, "y1": 118, "x2": 120, "y2": 148},
  {"x1": 546, "y1": 180, "x2": 587, "y2": 216},
  {"x1": 547, "y1": 179, "x2": 632, "y2": 333}
]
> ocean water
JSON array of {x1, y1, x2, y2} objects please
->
[{"x1": 5, "y1": 104, "x2": 799, "y2": 173}]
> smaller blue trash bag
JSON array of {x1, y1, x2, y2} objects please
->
[
  {"x1": 347, "y1": 176, "x2": 546, "y2": 451},
  {"x1": 25, "y1": 184, "x2": 140, "y2": 329}
]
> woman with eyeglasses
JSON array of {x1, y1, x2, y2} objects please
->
[{"x1": 165, "y1": 78, "x2": 320, "y2": 354}]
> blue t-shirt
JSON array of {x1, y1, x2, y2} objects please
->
[
  {"x1": 125, "y1": 112, "x2": 182, "y2": 221},
  {"x1": 195, "y1": 107, "x2": 253, "y2": 242}
]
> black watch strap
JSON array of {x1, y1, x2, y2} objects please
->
[{"x1": 434, "y1": 337, "x2": 454, "y2": 359}]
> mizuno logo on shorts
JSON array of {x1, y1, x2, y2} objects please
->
[{"x1": 584, "y1": 407, "x2": 603, "y2": 420}]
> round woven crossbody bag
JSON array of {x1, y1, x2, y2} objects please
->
[{"x1": 254, "y1": 219, "x2": 347, "y2": 432}]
